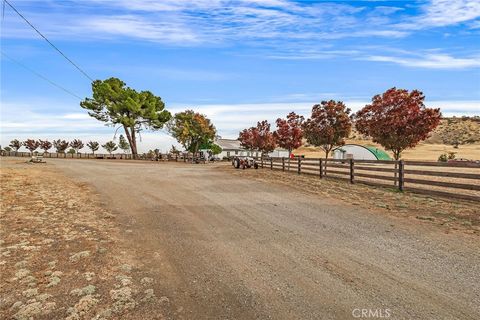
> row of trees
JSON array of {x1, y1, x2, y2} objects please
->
[
  {"x1": 80, "y1": 78, "x2": 219, "y2": 159},
  {"x1": 238, "y1": 88, "x2": 442, "y2": 160},
  {"x1": 6, "y1": 136, "x2": 131, "y2": 155}
]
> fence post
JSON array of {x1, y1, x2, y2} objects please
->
[
  {"x1": 349, "y1": 159, "x2": 354, "y2": 184},
  {"x1": 298, "y1": 158, "x2": 301, "y2": 174},
  {"x1": 398, "y1": 160, "x2": 404, "y2": 192},
  {"x1": 282, "y1": 157, "x2": 285, "y2": 171},
  {"x1": 261, "y1": 157, "x2": 264, "y2": 168},
  {"x1": 319, "y1": 158, "x2": 323, "y2": 178},
  {"x1": 270, "y1": 158, "x2": 273, "y2": 170}
]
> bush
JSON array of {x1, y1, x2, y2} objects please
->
[{"x1": 438, "y1": 152, "x2": 456, "y2": 162}]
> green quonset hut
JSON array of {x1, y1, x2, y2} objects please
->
[{"x1": 332, "y1": 144, "x2": 391, "y2": 161}]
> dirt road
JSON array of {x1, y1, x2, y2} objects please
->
[{"x1": 49, "y1": 159, "x2": 479, "y2": 319}]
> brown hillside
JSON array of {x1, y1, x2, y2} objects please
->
[{"x1": 296, "y1": 116, "x2": 480, "y2": 161}]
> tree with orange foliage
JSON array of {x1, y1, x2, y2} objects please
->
[
  {"x1": 167, "y1": 110, "x2": 216, "y2": 156},
  {"x1": 274, "y1": 112, "x2": 304, "y2": 157},
  {"x1": 302, "y1": 100, "x2": 352, "y2": 159},
  {"x1": 355, "y1": 88, "x2": 441, "y2": 160}
]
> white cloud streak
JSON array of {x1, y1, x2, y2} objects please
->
[
  {"x1": 419, "y1": 0, "x2": 480, "y2": 27},
  {"x1": 365, "y1": 53, "x2": 480, "y2": 69}
]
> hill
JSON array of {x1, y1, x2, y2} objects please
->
[{"x1": 296, "y1": 116, "x2": 480, "y2": 161}]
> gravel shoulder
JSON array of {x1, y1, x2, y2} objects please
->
[{"x1": 2, "y1": 158, "x2": 479, "y2": 320}]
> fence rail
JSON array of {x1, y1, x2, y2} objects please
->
[
  {"x1": 0, "y1": 151, "x2": 190, "y2": 161},
  {"x1": 1, "y1": 151, "x2": 222, "y2": 164},
  {"x1": 259, "y1": 157, "x2": 480, "y2": 202}
]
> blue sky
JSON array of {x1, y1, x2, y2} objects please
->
[{"x1": 1, "y1": 0, "x2": 479, "y2": 152}]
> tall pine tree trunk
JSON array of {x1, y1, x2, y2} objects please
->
[
  {"x1": 123, "y1": 125, "x2": 138, "y2": 158},
  {"x1": 131, "y1": 128, "x2": 138, "y2": 157}
]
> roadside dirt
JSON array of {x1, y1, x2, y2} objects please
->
[
  {"x1": 224, "y1": 165, "x2": 480, "y2": 236},
  {"x1": 0, "y1": 159, "x2": 168, "y2": 319},
  {"x1": 1, "y1": 158, "x2": 480, "y2": 320}
]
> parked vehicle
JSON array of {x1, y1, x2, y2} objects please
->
[{"x1": 232, "y1": 156, "x2": 259, "y2": 169}]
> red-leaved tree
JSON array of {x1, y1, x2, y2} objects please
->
[
  {"x1": 69, "y1": 139, "x2": 85, "y2": 153},
  {"x1": 274, "y1": 112, "x2": 304, "y2": 157},
  {"x1": 255, "y1": 120, "x2": 277, "y2": 155},
  {"x1": 355, "y1": 88, "x2": 441, "y2": 160},
  {"x1": 24, "y1": 139, "x2": 40, "y2": 154},
  {"x1": 302, "y1": 100, "x2": 352, "y2": 159},
  {"x1": 239, "y1": 120, "x2": 277, "y2": 156},
  {"x1": 53, "y1": 140, "x2": 69, "y2": 153},
  {"x1": 239, "y1": 128, "x2": 255, "y2": 151},
  {"x1": 39, "y1": 140, "x2": 52, "y2": 153}
]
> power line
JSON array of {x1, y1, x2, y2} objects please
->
[
  {"x1": 1, "y1": 1, "x2": 5, "y2": 27},
  {"x1": 1, "y1": 50, "x2": 83, "y2": 100},
  {"x1": 3, "y1": 0, "x2": 94, "y2": 82}
]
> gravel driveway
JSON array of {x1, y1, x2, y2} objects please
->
[{"x1": 50, "y1": 159, "x2": 480, "y2": 320}]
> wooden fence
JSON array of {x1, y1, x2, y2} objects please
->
[
  {"x1": 259, "y1": 157, "x2": 480, "y2": 202},
  {"x1": 1, "y1": 151, "x2": 206, "y2": 162},
  {"x1": 1, "y1": 151, "x2": 139, "y2": 160}
]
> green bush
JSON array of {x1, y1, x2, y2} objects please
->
[{"x1": 438, "y1": 152, "x2": 456, "y2": 162}]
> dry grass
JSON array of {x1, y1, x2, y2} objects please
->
[
  {"x1": 0, "y1": 160, "x2": 166, "y2": 320},
  {"x1": 225, "y1": 166, "x2": 480, "y2": 236},
  {"x1": 295, "y1": 142, "x2": 480, "y2": 161}
]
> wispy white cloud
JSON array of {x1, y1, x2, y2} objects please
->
[
  {"x1": 419, "y1": 0, "x2": 480, "y2": 27},
  {"x1": 365, "y1": 53, "x2": 480, "y2": 69},
  {"x1": 79, "y1": 15, "x2": 200, "y2": 44},
  {"x1": 397, "y1": 0, "x2": 480, "y2": 30}
]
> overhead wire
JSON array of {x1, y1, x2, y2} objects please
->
[
  {"x1": 1, "y1": 50, "x2": 83, "y2": 100},
  {"x1": 3, "y1": 0, "x2": 94, "y2": 82}
]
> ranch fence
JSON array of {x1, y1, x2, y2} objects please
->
[
  {"x1": 3, "y1": 151, "x2": 479, "y2": 202},
  {"x1": 1, "y1": 151, "x2": 186, "y2": 161},
  {"x1": 0, "y1": 151, "x2": 216, "y2": 163},
  {"x1": 258, "y1": 157, "x2": 480, "y2": 202}
]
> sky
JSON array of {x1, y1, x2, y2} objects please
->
[{"x1": 1, "y1": 0, "x2": 479, "y2": 153}]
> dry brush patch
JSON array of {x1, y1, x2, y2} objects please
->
[
  {"x1": 225, "y1": 166, "x2": 480, "y2": 236},
  {"x1": 0, "y1": 160, "x2": 166, "y2": 319}
]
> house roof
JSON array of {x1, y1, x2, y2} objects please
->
[
  {"x1": 216, "y1": 138, "x2": 243, "y2": 150},
  {"x1": 215, "y1": 138, "x2": 288, "y2": 152}
]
